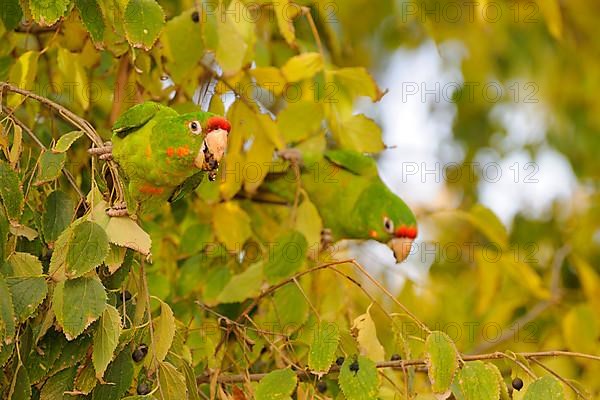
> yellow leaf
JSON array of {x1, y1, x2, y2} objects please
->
[
  {"x1": 281, "y1": 53, "x2": 323, "y2": 82},
  {"x1": 57, "y1": 48, "x2": 90, "y2": 110},
  {"x1": 212, "y1": 202, "x2": 252, "y2": 252},
  {"x1": 572, "y1": 256, "x2": 600, "y2": 317},
  {"x1": 562, "y1": 304, "x2": 599, "y2": 355},
  {"x1": 351, "y1": 304, "x2": 385, "y2": 362},
  {"x1": 327, "y1": 67, "x2": 384, "y2": 102},
  {"x1": 538, "y1": 0, "x2": 562, "y2": 39},
  {"x1": 250, "y1": 67, "x2": 286, "y2": 96},
  {"x1": 273, "y1": 0, "x2": 296, "y2": 45},
  {"x1": 8, "y1": 51, "x2": 39, "y2": 108},
  {"x1": 332, "y1": 113, "x2": 384, "y2": 153}
]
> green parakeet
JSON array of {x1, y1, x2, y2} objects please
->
[
  {"x1": 259, "y1": 149, "x2": 417, "y2": 262},
  {"x1": 90, "y1": 102, "x2": 230, "y2": 216}
]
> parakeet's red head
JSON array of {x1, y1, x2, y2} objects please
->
[{"x1": 206, "y1": 116, "x2": 231, "y2": 133}]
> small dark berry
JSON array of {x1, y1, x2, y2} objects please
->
[
  {"x1": 191, "y1": 11, "x2": 199, "y2": 23},
  {"x1": 335, "y1": 356, "x2": 345, "y2": 366},
  {"x1": 123, "y1": 290, "x2": 132, "y2": 301},
  {"x1": 390, "y1": 353, "x2": 402, "y2": 361},
  {"x1": 137, "y1": 383, "x2": 151, "y2": 395},
  {"x1": 349, "y1": 360, "x2": 360, "y2": 373},
  {"x1": 316, "y1": 380, "x2": 327, "y2": 393},
  {"x1": 132, "y1": 344, "x2": 148, "y2": 362},
  {"x1": 512, "y1": 377, "x2": 524, "y2": 391}
]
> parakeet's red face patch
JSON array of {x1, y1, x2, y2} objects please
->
[
  {"x1": 206, "y1": 116, "x2": 231, "y2": 133},
  {"x1": 395, "y1": 225, "x2": 418, "y2": 239}
]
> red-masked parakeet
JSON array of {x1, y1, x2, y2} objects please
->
[
  {"x1": 89, "y1": 102, "x2": 230, "y2": 216},
  {"x1": 260, "y1": 149, "x2": 417, "y2": 262}
]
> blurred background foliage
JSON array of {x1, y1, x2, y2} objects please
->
[{"x1": 0, "y1": 0, "x2": 599, "y2": 398}]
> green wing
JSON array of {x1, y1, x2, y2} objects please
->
[
  {"x1": 112, "y1": 102, "x2": 175, "y2": 137},
  {"x1": 323, "y1": 149, "x2": 378, "y2": 176},
  {"x1": 168, "y1": 171, "x2": 206, "y2": 203}
]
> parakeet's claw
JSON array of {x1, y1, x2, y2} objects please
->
[
  {"x1": 106, "y1": 202, "x2": 128, "y2": 217},
  {"x1": 320, "y1": 228, "x2": 333, "y2": 250},
  {"x1": 276, "y1": 148, "x2": 303, "y2": 165},
  {"x1": 88, "y1": 142, "x2": 113, "y2": 160}
]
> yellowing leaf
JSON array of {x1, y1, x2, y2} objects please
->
[
  {"x1": 216, "y1": 3, "x2": 249, "y2": 76},
  {"x1": 294, "y1": 196, "x2": 322, "y2": 250},
  {"x1": 161, "y1": 9, "x2": 204, "y2": 83},
  {"x1": 339, "y1": 355, "x2": 379, "y2": 400},
  {"x1": 212, "y1": 202, "x2": 252, "y2": 252},
  {"x1": 308, "y1": 321, "x2": 340, "y2": 374},
  {"x1": 7, "y1": 252, "x2": 43, "y2": 276},
  {"x1": 457, "y1": 361, "x2": 500, "y2": 400},
  {"x1": 8, "y1": 124, "x2": 21, "y2": 168},
  {"x1": 273, "y1": 0, "x2": 296, "y2": 45},
  {"x1": 281, "y1": 53, "x2": 323, "y2": 82},
  {"x1": 255, "y1": 368, "x2": 297, "y2": 400},
  {"x1": 57, "y1": 48, "x2": 90, "y2": 110},
  {"x1": 146, "y1": 300, "x2": 175, "y2": 373},
  {"x1": 572, "y1": 256, "x2": 600, "y2": 316},
  {"x1": 334, "y1": 114, "x2": 384, "y2": 153},
  {"x1": 351, "y1": 304, "x2": 385, "y2": 362},
  {"x1": 562, "y1": 304, "x2": 599, "y2": 355},
  {"x1": 6, "y1": 276, "x2": 47, "y2": 322},
  {"x1": 75, "y1": 0, "x2": 105, "y2": 45},
  {"x1": 36, "y1": 151, "x2": 66, "y2": 185},
  {"x1": 327, "y1": 67, "x2": 384, "y2": 102},
  {"x1": 0, "y1": 160, "x2": 24, "y2": 222},
  {"x1": 66, "y1": 221, "x2": 109, "y2": 278},
  {"x1": 158, "y1": 361, "x2": 187, "y2": 400},
  {"x1": 264, "y1": 230, "x2": 308, "y2": 284},
  {"x1": 277, "y1": 101, "x2": 324, "y2": 143},
  {"x1": 425, "y1": 331, "x2": 459, "y2": 399},
  {"x1": 0, "y1": 276, "x2": 16, "y2": 348},
  {"x1": 539, "y1": 0, "x2": 563, "y2": 39},
  {"x1": 93, "y1": 305, "x2": 122, "y2": 379},
  {"x1": 216, "y1": 262, "x2": 262, "y2": 304},
  {"x1": 523, "y1": 376, "x2": 565, "y2": 400},
  {"x1": 250, "y1": 67, "x2": 286, "y2": 96},
  {"x1": 53, "y1": 131, "x2": 84, "y2": 153},
  {"x1": 123, "y1": 0, "x2": 165, "y2": 50},
  {"x1": 53, "y1": 276, "x2": 107, "y2": 340},
  {"x1": 29, "y1": 0, "x2": 70, "y2": 26},
  {"x1": 8, "y1": 51, "x2": 39, "y2": 108}
]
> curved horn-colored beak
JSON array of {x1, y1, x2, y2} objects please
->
[
  {"x1": 194, "y1": 128, "x2": 229, "y2": 170},
  {"x1": 388, "y1": 237, "x2": 415, "y2": 263}
]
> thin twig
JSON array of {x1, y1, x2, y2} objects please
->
[{"x1": 196, "y1": 350, "x2": 600, "y2": 384}]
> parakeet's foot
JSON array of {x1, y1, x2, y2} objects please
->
[
  {"x1": 106, "y1": 202, "x2": 128, "y2": 217},
  {"x1": 88, "y1": 142, "x2": 113, "y2": 160},
  {"x1": 320, "y1": 228, "x2": 333, "y2": 250},
  {"x1": 276, "y1": 148, "x2": 303, "y2": 165}
]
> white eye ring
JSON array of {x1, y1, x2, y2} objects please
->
[
  {"x1": 188, "y1": 120, "x2": 202, "y2": 135},
  {"x1": 383, "y1": 217, "x2": 394, "y2": 234}
]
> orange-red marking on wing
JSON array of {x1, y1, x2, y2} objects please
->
[
  {"x1": 166, "y1": 147, "x2": 175, "y2": 157},
  {"x1": 176, "y1": 146, "x2": 190, "y2": 157},
  {"x1": 140, "y1": 184, "x2": 164, "y2": 195}
]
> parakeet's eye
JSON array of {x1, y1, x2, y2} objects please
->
[
  {"x1": 383, "y1": 217, "x2": 394, "y2": 234},
  {"x1": 188, "y1": 121, "x2": 202, "y2": 135}
]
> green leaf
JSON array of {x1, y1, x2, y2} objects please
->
[
  {"x1": 48, "y1": 221, "x2": 78, "y2": 282},
  {"x1": 264, "y1": 230, "x2": 307, "y2": 284},
  {"x1": 7, "y1": 252, "x2": 43, "y2": 276},
  {"x1": 53, "y1": 130, "x2": 84, "y2": 153},
  {"x1": 0, "y1": 160, "x2": 24, "y2": 222},
  {"x1": 181, "y1": 360, "x2": 201, "y2": 400},
  {"x1": 273, "y1": 0, "x2": 295, "y2": 45},
  {"x1": 281, "y1": 53, "x2": 323, "y2": 82},
  {"x1": 157, "y1": 361, "x2": 187, "y2": 400},
  {"x1": 160, "y1": 9, "x2": 204, "y2": 84},
  {"x1": 9, "y1": 364, "x2": 32, "y2": 400},
  {"x1": 146, "y1": 300, "x2": 175, "y2": 372},
  {"x1": 93, "y1": 304, "x2": 122, "y2": 379},
  {"x1": 123, "y1": 0, "x2": 165, "y2": 50},
  {"x1": 308, "y1": 321, "x2": 340, "y2": 374},
  {"x1": 0, "y1": 275, "x2": 16, "y2": 348},
  {"x1": 75, "y1": 0, "x2": 105, "y2": 45},
  {"x1": 53, "y1": 276, "x2": 107, "y2": 340},
  {"x1": 6, "y1": 276, "x2": 47, "y2": 322},
  {"x1": 75, "y1": 361, "x2": 98, "y2": 394},
  {"x1": 0, "y1": 0, "x2": 23, "y2": 30},
  {"x1": 425, "y1": 331, "x2": 459, "y2": 399},
  {"x1": 39, "y1": 366, "x2": 77, "y2": 400},
  {"x1": 255, "y1": 368, "x2": 297, "y2": 400},
  {"x1": 339, "y1": 355, "x2": 379, "y2": 400},
  {"x1": 212, "y1": 202, "x2": 252, "y2": 252},
  {"x1": 36, "y1": 151, "x2": 66, "y2": 185},
  {"x1": 26, "y1": 329, "x2": 65, "y2": 384},
  {"x1": 523, "y1": 376, "x2": 565, "y2": 400},
  {"x1": 215, "y1": 1, "x2": 251, "y2": 76},
  {"x1": 0, "y1": 208, "x2": 8, "y2": 261},
  {"x1": 91, "y1": 349, "x2": 134, "y2": 400},
  {"x1": 272, "y1": 283, "x2": 309, "y2": 331},
  {"x1": 29, "y1": 0, "x2": 70, "y2": 25},
  {"x1": 42, "y1": 190, "x2": 75, "y2": 243},
  {"x1": 66, "y1": 221, "x2": 109, "y2": 278},
  {"x1": 457, "y1": 361, "x2": 500, "y2": 400},
  {"x1": 179, "y1": 223, "x2": 212, "y2": 256},
  {"x1": 216, "y1": 262, "x2": 263, "y2": 304},
  {"x1": 8, "y1": 51, "x2": 39, "y2": 108}
]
